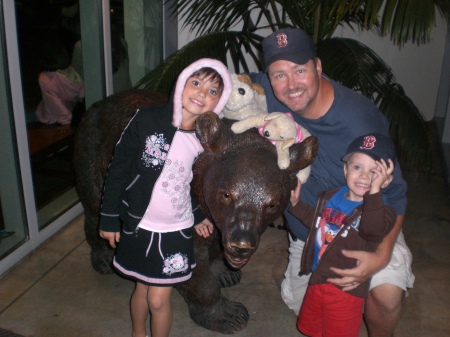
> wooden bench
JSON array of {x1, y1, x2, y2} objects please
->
[{"x1": 27, "y1": 124, "x2": 76, "y2": 165}]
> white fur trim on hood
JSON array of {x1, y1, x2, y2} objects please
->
[{"x1": 172, "y1": 58, "x2": 232, "y2": 128}]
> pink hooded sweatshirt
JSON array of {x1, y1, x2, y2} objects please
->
[{"x1": 35, "y1": 67, "x2": 84, "y2": 125}]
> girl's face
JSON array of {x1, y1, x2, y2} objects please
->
[
  {"x1": 182, "y1": 74, "x2": 221, "y2": 119},
  {"x1": 343, "y1": 152, "x2": 378, "y2": 202}
]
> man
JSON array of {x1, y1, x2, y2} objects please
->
[{"x1": 249, "y1": 28, "x2": 415, "y2": 337}]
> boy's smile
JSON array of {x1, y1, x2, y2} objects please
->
[{"x1": 344, "y1": 152, "x2": 378, "y2": 202}]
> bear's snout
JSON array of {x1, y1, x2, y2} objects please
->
[{"x1": 229, "y1": 230, "x2": 257, "y2": 253}]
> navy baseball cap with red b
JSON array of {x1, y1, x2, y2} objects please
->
[
  {"x1": 342, "y1": 133, "x2": 395, "y2": 166},
  {"x1": 262, "y1": 28, "x2": 316, "y2": 71}
]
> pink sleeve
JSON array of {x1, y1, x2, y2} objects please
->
[{"x1": 38, "y1": 74, "x2": 72, "y2": 125}]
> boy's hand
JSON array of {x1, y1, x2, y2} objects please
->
[
  {"x1": 290, "y1": 179, "x2": 301, "y2": 207},
  {"x1": 370, "y1": 158, "x2": 394, "y2": 194},
  {"x1": 195, "y1": 218, "x2": 214, "y2": 238},
  {"x1": 99, "y1": 230, "x2": 120, "y2": 248}
]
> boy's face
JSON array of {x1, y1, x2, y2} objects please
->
[
  {"x1": 182, "y1": 74, "x2": 221, "y2": 119},
  {"x1": 343, "y1": 152, "x2": 378, "y2": 202}
]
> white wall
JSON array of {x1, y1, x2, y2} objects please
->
[{"x1": 178, "y1": 12, "x2": 448, "y2": 122}]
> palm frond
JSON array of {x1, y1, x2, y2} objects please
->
[
  {"x1": 134, "y1": 31, "x2": 263, "y2": 94},
  {"x1": 327, "y1": 0, "x2": 450, "y2": 45},
  {"x1": 316, "y1": 38, "x2": 393, "y2": 98},
  {"x1": 378, "y1": 83, "x2": 432, "y2": 171},
  {"x1": 174, "y1": 0, "x2": 270, "y2": 35}
]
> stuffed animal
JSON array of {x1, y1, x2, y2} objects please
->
[
  {"x1": 220, "y1": 73, "x2": 268, "y2": 120},
  {"x1": 231, "y1": 112, "x2": 312, "y2": 183}
]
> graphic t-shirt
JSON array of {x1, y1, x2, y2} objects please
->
[{"x1": 311, "y1": 186, "x2": 363, "y2": 271}]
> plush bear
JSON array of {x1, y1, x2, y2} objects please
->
[
  {"x1": 231, "y1": 112, "x2": 312, "y2": 183},
  {"x1": 219, "y1": 73, "x2": 268, "y2": 120}
]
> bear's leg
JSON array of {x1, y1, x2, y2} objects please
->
[
  {"x1": 209, "y1": 259, "x2": 242, "y2": 288},
  {"x1": 177, "y1": 241, "x2": 249, "y2": 334},
  {"x1": 206, "y1": 237, "x2": 243, "y2": 288},
  {"x1": 83, "y1": 204, "x2": 115, "y2": 274}
]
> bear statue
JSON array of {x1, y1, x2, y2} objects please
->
[{"x1": 73, "y1": 89, "x2": 318, "y2": 334}]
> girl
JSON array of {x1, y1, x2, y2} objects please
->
[{"x1": 98, "y1": 58, "x2": 231, "y2": 337}]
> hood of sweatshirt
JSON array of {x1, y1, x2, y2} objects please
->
[{"x1": 171, "y1": 58, "x2": 232, "y2": 128}]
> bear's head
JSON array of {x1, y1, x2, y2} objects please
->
[{"x1": 193, "y1": 111, "x2": 318, "y2": 268}]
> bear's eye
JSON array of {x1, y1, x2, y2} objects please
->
[
  {"x1": 238, "y1": 88, "x2": 245, "y2": 95},
  {"x1": 223, "y1": 193, "x2": 230, "y2": 199},
  {"x1": 265, "y1": 204, "x2": 278, "y2": 214}
]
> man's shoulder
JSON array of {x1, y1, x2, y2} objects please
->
[{"x1": 330, "y1": 78, "x2": 375, "y2": 106}]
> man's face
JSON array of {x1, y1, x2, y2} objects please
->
[{"x1": 267, "y1": 59, "x2": 321, "y2": 115}]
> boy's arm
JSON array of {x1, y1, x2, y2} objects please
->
[
  {"x1": 358, "y1": 191, "x2": 397, "y2": 243},
  {"x1": 288, "y1": 201, "x2": 315, "y2": 229},
  {"x1": 288, "y1": 179, "x2": 315, "y2": 228}
]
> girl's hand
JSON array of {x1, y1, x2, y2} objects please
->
[
  {"x1": 195, "y1": 218, "x2": 214, "y2": 238},
  {"x1": 370, "y1": 158, "x2": 394, "y2": 194},
  {"x1": 99, "y1": 230, "x2": 120, "y2": 248},
  {"x1": 290, "y1": 179, "x2": 301, "y2": 207}
]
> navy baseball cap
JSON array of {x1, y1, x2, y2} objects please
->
[
  {"x1": 262, "y1": 28, "x2": 316, "y2": 71},
  {"x1": 342, "y1": 133, "x2": 395, "y2": 166}
]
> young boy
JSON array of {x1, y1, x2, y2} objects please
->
[
  {"x1": 289, "y1": 133, "x2": 397, "y2": 337},
  {"x1": 98, "y1": 58, "x2": 231, "y2": 337}
]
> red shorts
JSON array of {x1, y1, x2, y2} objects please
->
[{"x1": 297, "y1": 283, "x2": 365, "y2": 337}]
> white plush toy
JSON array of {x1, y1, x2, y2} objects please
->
[
  {"x1": 220, "y1": 73, "x2": 268, "y2": 120},
  {"x1": 231, "y1": 112, "x2": 312, "y2": 183}
]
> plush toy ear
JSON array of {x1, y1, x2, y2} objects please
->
[
  {"x1": 282, "y1": 138, "x2": 296, "y2": 150},
  {"x1": 237, "y1": 73, "x2": 252, "y2": 86},
  {"x1": 231, "y1": 115, "x2": 266, "y2": 134},
  {"x1": 264, "y1": 112, "x2": 284, "y2": 121},
  {"x1": 195, "y1": 111, "x2": 234, "y2": 153}
]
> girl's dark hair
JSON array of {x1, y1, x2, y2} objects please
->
[
  {"x1": 39, "y1": 39, "x2": 71, "y2": 72},
  {"x1": 191, "y1": 67, "x2": 224, "y2": 95}
]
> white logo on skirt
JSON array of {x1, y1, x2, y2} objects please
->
[{"x1": 162, "y1": 253, "x2": 188, "y2": 275}]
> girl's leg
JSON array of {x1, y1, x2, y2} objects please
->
[
  {"x1": 130, "y1": 282, "x2": 150, "y2": 337},
  {"x1": 147, "y1": 286, "x2": 173, "y2": 337}
]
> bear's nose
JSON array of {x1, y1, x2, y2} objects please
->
[
  {"x1": 238, "y1": 88, "x2": 245, "y2": 95},
  {"x1": 264, "y1": 130, "x2": 270, "y2": 137}
]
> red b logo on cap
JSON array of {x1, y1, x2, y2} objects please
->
[
  {"x1": 276, "y1": 33, "x2": 288, "y2": 48},
  {"x1": 361, "y1": 135, "x2": 376, "y2": 150}
]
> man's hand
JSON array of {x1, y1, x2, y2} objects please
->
[
  {"x1": 194, "y1": 218, "x2": 214, "y2": 238},
  {"x1": 99, "y1": 230, "x2": 120, "y2": 248},
  {"x1": 328, "y1": 201, "x2": 404, "y2": 292},
  {"x1": 327, "y1": 249, "x2": 390, "y2": 291}
]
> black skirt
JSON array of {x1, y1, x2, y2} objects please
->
[{"x1": 113, "y1": 226, "x2": 196, "y2": 287}]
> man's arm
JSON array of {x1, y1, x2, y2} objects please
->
[{"x1": 327, "y1": 215, "x2": 403, "y2": 291}]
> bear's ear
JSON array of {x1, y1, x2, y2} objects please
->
[
  {"x1": 195, "y1": 111, "x2": 234, "y2": 153},
  {"x1": 288, "y1": 136, "x2": 319, "y2": 171}
]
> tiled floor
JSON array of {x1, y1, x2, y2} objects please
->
[{"x1": 0, "y1": 165, "x2": 449, "y2": 336}]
